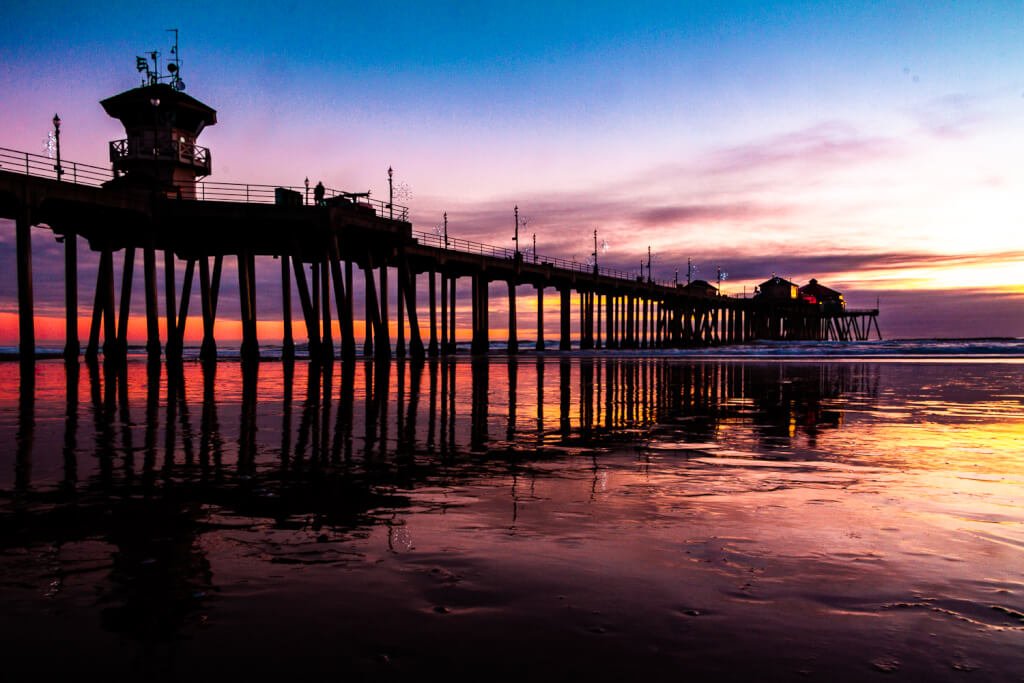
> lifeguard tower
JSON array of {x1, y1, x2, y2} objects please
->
[{"x1": 101, "y1": 32, "x2": 216, "y2": 199}]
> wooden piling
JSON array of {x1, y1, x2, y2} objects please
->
[
  {"x1": 328, "y1": 238, "x2": 355, "y2": 359},
  {"x1": 400, "y1": 257, "x2": 425, "y2": 359},
  {"x1": 321, "y1": 260, "x2": 334, "y2": 360},
  {"x1": 507, "y1": 281, "x2": 518, "y2": 354},
  {"x1": 280, "y1": 255, "x2": 295, "y2": 360},
  {"x1": 606, "y1": 293, "x2": 614, "y2": 349},
  {"x1": 199, "y1": 257, "x2": 217, "y2": 361},
  {"x1": 164, "y1": 250, "x2": 178, "y2": 358},
  {"x1": 376, "y1": 264, "x2": 391, "y2": 358},
  {"x1": 448, "y1": 277, "x2": 457, "y2": 353},
  {"x1": 238, "y1": 249, "x2": 259, "y2": 363},
  {"x1": 113, "y1": 246, "x2": 135, "y2": 360},
  {"x1": 16, "y1": 209, "x2": 34, "y2": 362},
  {"x1": 471, "y1": 273, "x2": 488, "y2": 355},
  {"x1": 559, "y1": 288, "x2": 571, "y2": 351},
  {"x1": 292, "y1": 254, "x2": 320, "y2": 359},
  {"x1": 396, "y1": 264, "x2": 406, "y2": 359},
  {"x1": 143, "y1": 245, "x2": 160, "y2": 359},
  {"x1": 440, "y1": 274, "x2": 448, "y2": 354},
  {"x1": 175, "y1": 258, "x2": 196, "y2": 351},
  {"x1": 428, "y1": 270, "x2": 438, "y2": 357},
  {"x1": 63, "y1": 231, "x2": 79, "y2": 360},
  {"x1": 536, "y1": 287, "x2": 544, "y2": 351},
  {"x1": 98, "y1": 250, "x2": 116, "y2": 361}
]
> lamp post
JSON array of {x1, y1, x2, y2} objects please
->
[
  {"x1": 443, "y1": 211, "x2": 449, "y2": 249},
  {"x1": 532, "y1": 233, "x2": 536, "y2": 264},
  {"x1": 513, "y1": 205, "x2": 520, "y2": 256},
  {"x1": 150, "y1": 97, "x2": 161, "y2": 157},
  {"x1": 647, "y1": 245, "x2": 652, "y2": 283},
  {"x1": 304, "y1": 177, "x2": 309, "y2": 206},
  {"x1": 387, "y1": 166, "x2": 394, "y2": 219},
  {"x1": 52, "y1": 114, "x2": 63, "y2": 182},
  {"x1": 592, "y1": 229, "x2": 599, "y2": 274}
]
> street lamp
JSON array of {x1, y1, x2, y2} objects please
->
[
  {"x1": 150, "y1": 97, "x2": 161, "y2": 161},
  {"x1": 532, "y1": 233, "x2": 537, "y2": 264},
  {"x1": 512, "y1": 205, "x2": 520, "y2": 256},
  {"x1": 443, "y1": 211, "x2": 449, "y2": 249},
  {"x1": 52, "y1": 113, "x2": 63, "y2": 182},
  {"x1": 647, "y1": 245, "x2": 652, "y2": 283},
  {"x1": 592, "y1": 229, "x2": 599, "y2": 274},
  {"x1": 387, "y1": 166, "x2": 394, "y2": 219},
  {"x1": 304, "y1": 177, "x2": 309, "y2": 205}
]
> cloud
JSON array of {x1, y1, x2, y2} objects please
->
[
  {"x1": 704, "y1": 121, "x2": 898, "y2": 177},
  {"x1": 867, "y1": 287, "x2": 1024, "y2": 339},
  {"x1": 912, "y1": 93, "x2": 986, "y2": 140}
]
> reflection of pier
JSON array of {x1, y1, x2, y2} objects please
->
[
  {"x1": 1, "y1": 63, "x2": 879, "y2": 365},
  {"x1": 1, "y1": 356, "x2": 878, "y2": 649},
  {"x1": 6, "y1": 357, "x2": 880, "y2": 505}
]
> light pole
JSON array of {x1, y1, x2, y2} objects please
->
[
  {"x1": 647, "y1": 245, "x2": 652, "y2": 283},
  {"x1": 592, "y1": 229, "x2": 599, "y2": 274},
  {"x1": 532, "y1": 233, "x2": 536, "y2": 264},
  {"x1": 513, "y1": 205, "x2": 520, "y2": 256},
  {"x1": 150, "y1": 97, "x2": 161, "y2": 159},
  {"x1": 388, "y1": 166, "x2": 394, "y2": 219},
  {"x1": 304, "y1": 177, "x2": 309, "y2": 205},
  {"x1": 52, "y1": 114, "x2": 63, "y2": 182},
  {"x1": 443, "y1": 211, "x2": 449, "y2": 249}
]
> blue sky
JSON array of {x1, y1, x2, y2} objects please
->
[{"x1": 2, "y1": 1, "x2": 1023, "y2": 339}]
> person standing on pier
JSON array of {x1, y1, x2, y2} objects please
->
[{"x1": 314, "y1": 181, "x2": 325, "y2": 206}]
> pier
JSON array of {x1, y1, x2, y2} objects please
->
[{"x1": 1, "y1": 76, "x2": 879, "y2": 367}]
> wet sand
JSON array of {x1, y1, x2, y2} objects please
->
[{"x1": 1, "y1": 358, "x2": 1022, "y2": 681}]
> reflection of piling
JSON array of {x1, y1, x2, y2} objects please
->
[
  {"x1": 559, "y1": 358, "x2": 571, "y2": 436},
  {"x1": 470, "y1": 358, "x2": 489, "y2": 451},
  {"x1": 62, "y1": 362, "x2": 79, "y2": 492},
  {"x1": 15, "y1": 359, "x2": 35, "y2": 500}
]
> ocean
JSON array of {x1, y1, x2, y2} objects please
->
[{"x1": 1, "y1": 343, "x2": 1021, "y2": 680}]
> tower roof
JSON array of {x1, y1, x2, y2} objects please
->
[{"x1": 101, "y1": 83, "x2": 217, "y2": 131}]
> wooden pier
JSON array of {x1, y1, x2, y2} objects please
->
[
  {"x1": 0, "y1": 78, "x2": 879, "y2": 365},
  {"x1": 0, "y1": 157, "x2": 881, "y2": 366}
]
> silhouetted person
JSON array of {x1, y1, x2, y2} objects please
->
[{"x1": 314, "y1": 181, "x2": 325, "y2": 206}]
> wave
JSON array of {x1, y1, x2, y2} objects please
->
[{"x1": 4, "y1": 337, "x2": 1023, "y2": 361}]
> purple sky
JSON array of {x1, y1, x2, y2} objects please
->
[{"x1": 2, "y1": 1, "x2": 1022, "y2": 341}]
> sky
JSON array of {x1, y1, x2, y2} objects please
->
[{"x1": 1, "y1": 0, "x2": 1023, "y2": 343}]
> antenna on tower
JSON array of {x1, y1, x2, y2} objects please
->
[
  {"x1": 166, "y1": 28, "x2": 185, "y2": 91},
  {"x1": 134, "y1": 31, "x2": 185, "y2": 90}
]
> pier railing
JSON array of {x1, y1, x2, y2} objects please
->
[
  {"x1": 5, "y1": 145, "x2": 692, "y2": 286},
  {"x1": 412, "y1": 229, "x2": 674, "y2": 286},
  {"x1": 0, "y1": 146, "x2": 408, "y2": 221},
  {"x1": 1, "y1": 146, "x2": 112, "y2": 186}
]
